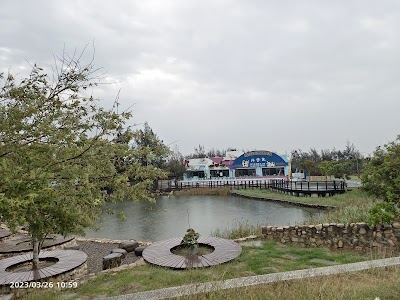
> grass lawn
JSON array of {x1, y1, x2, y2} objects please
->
[{"x1": 21, "y1": 240, "x2": 372, "y2": 299}]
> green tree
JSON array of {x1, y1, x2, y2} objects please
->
[
  {"x1": 0, "y1": 51, "x2": 163, "y2": 270},
  {"x1": 165, "y1": 146, "x2": 186, "y2": 184},
  {"x1": 132, "y1": 122, "x2": 170, "y2": 168},
  {"x1": 299, "y1": 159, "x2": 318, "y2": 176},
  {"x1": 319, "y1": 160, "x2": 352, "y2": 179},
  {"x1": 362, "y1": 135, "x2": 400, "y2": 203}
]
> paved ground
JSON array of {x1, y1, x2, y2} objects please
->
[
  {"x1": 346, "y1": 180, "x2": 362, "y2": 188},
  {"x1": 94, "y1": 256, "x2": 400, "y2": 300}
]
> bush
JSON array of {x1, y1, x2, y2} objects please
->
[
  {"x1": 362, "y1": 135, "x2": 400, "y2": 203},
  {"x1": 367, "y1": 202, "x2": 400, "y2": 226}
]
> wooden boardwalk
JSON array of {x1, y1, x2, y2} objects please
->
[
  {"x1": 158, "y1": 179, "x2": 275, "y2": 192},
  {"x1": 0, "y1": 250, "x2": 87, "y2": 285},
  {"x1": 143, "y1": 237, "x2": 242, "y2": 269},
  {"x1": 270, "y1": 179, "x2": 346, "y2": 196},
  {"x1": 0, "y1": 230, "x2": 11, "y2": 240},
  {"x1": 0, "y1": 234, "x2": 74, "y2": 254},
  {"x1": 158, "y1": 179, "x2": 346, "y2": 197}
]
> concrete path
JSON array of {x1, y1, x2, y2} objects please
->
[{"x1": 95, "y1": 256, "x2": 400, "y2": 300}]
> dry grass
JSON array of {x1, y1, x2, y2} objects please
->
[
  {"x1": 211, "y1": 220, "x2": 261, "y2": 239},
  {"x1": 177, "y1": 266, "x2": 400, "y2": 300}
]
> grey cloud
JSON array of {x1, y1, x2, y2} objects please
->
[{"x1": 1, "y1": 0, "x2": 400, "y2": 155}]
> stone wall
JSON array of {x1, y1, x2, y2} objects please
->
[{"x1": 262, "y1": 222, "x2": 400, "y2": 252}]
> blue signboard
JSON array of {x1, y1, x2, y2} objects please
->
[{"x1": 231, "y1": 151, "x2": 288, "y2": 169}]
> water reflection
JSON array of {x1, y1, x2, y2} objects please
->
[{"x1": 85, "y1": 195, "x2": 322, "y2": 242}]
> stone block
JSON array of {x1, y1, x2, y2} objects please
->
[
  {"x1": 112, "y1": 248, "x2": 128, "y2": 259},
  {"x1": 359, "y1": 228, "x2": 367, "y2": 235},
  {"x1": 392, "y1": 222, "x2": 400, "y2": 229},
  {"x1": 102, "y1": 253, "x2": 122, "y2": 270},
  {"x1": 134, "y1": 246, "x2": 147, "y2": 256},
  {"x1": 119, "y1": 240, "x2": 139, "y2": 252}
]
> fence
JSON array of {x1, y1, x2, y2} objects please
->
[{"x1": 158, "y1": 178, "x2": 346, "y2": 196}]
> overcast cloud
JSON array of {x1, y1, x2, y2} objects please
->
[{"x1": 1, "y1": 0, "x2": 399, "y2": 156}]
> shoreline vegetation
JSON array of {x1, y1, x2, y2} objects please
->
[{"x1": 172, "y1": 187, "x2": 382, "y2": 225}]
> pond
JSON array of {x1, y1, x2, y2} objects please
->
[{"x1": 84, "y1": 195, "x2": 322, "y2": 242}]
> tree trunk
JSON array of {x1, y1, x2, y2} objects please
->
[{"x1": 32, "y1": 236, "x2": 40, "y2": 271}]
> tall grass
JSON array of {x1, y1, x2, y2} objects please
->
[
  {"x1": 210, "y1": 220, "x2": 261, "y2": 239},
  {"x1": 303, "y1": 198, "x2": 377, "y2": 225},
  {"x1": 234, "y1": 188, "x2": 383, "y2": 225}
]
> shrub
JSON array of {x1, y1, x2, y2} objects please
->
[{"x1": 367, "y1": 202, "x2": 400, "y2": 226}]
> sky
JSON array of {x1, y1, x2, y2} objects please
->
[{"x1": 1, "y1": 0, "x2": 399, "y2": 156}]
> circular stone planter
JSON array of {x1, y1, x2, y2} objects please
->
[
  {"x1": 0, "y1": 234, "x2": 74, "y2": 255},
  {"x1": 0, "y1": 250, "x2": 87, "y2": 287},
  {"x1": 142, "y1": 237, "x2": 242, "y2": 269}
]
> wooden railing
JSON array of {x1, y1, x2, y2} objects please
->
[{"x1": 158, "y1": 179, "x2": 346, "y2": 195}]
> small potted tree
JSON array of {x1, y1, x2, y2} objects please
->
[{"x1": 180, "y1": 228, "x2": 200, "y2": 256}]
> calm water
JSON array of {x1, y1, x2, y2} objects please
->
[{"x1": 84, "y1": 195, "x2": 321, "y2": 242}]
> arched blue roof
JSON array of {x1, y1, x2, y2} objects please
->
[{"x1": 231, "y1": 150, "x2": 288, "y2": 169}]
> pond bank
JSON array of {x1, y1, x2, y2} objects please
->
[{"x1": 231, "y1": 190, "x2": 335, "y2": 210}]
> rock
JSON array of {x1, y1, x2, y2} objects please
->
[
  {"x1": 338, "y1": 240, "x2": 343, "y2": 248},
  {"x1": 111, "y1": 248, "x2": 127, "y2": 259},
  {"x1": 134, "y1": 246, "x2": 147, "y2": 256},
  {"x1": 392, "y1": 222, "x2": 400, "y2": 229},
  {"x1": 102, "y1": 253, "x2": 122, "y2": 270},
  {"x1": 236, "y1": 238, "x2": 247, "y2": 242},
  {"x1": 119, "y1": 240, "x2": 139, "y2": 252}
]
